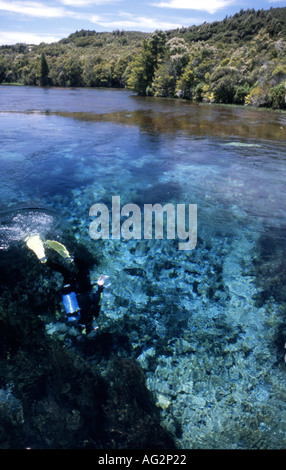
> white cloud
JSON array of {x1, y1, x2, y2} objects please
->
[
  {"x1": 0, "y1": 1, "x2": 67, "y2": 18},
  {"x1": 152, "y1": 0, "x2": 235, "y2": 14},
  {"x1": 91, "y1": 13, "x2": 181, "y2": 31},
  {"x1": 60, "y1": 0, "x2": 97, "y2": 4},
  {"x1": 0, "y1": 0, "x2": 209, "y2": 41},
  {"x1": 0, "y1": 0, "x2": 93, "y2": 20},
  {"x1": 90, "y1": 11, "x2": 199, "y2": 31},
  {"x1": 60, "y1": 0, "x2": 121, "y2": 6},
  {"x1": 0, "y1": 31, "x2": 63, "y2": 45}
]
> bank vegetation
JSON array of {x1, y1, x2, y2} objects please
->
[{"x1": 0, "y1": 7, "x2": 285, "y2": 109}]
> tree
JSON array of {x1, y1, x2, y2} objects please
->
[
  {"x1": 127, "y1": 40, "x2": 156, "y2": 95},
  {"x1": 66, "y1": 57, "x2": 83, "y2": 87},
  {"x1": 233, "y1": 83, "x2": 250, "y2": 104},
  {"x1": 210, "y1": 66, "x2": 240, "y2": 103},
  {"x1": 269, "y1": 83, "x2": 286, "y2": 109},
  {"x1": 127, "y1": 31, "x2": 166, "y2": 96},
  {"x1": 176, "y1": 66, "x2": 195, "y2": 99},
  {"x1": 0, "y1": 59, "x2": 6, "y2": 83},
  {"x1": 152, "y1": 37, "x2": 190, "y2": 97},
  {"x1": 152, "y1": 61, "x2": 177, "y2": 97},
  {"x1": 212, "y1": 75, "x2": 237, "y2": 103},
  {"x1": 39, "y1": 53, "x2": 49, "y2": 86}
]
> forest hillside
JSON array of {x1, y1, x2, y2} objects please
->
[{"x1": 0, "y1": 7, "x2": 285, "y2": 109}]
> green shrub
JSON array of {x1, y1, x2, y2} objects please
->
[
  {"x1": 212, "y1": 75, "x2": 237, "y2": 103},
  {"x1": 270, "y1": 82, "x2": 286, "y2": 109},
  {"x1": 233, "y1": 83, "x2": 250, "y2": 104}
]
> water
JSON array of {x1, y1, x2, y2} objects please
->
[{"x1": 0, "y1": 85, "x2": 286, "y2": 449}]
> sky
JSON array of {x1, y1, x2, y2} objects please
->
[{"x1": 0, "y1": 0, "x2": 285, "y2": 45}]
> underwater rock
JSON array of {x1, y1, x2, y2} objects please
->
[
  {"x1": 174, "y1": 338, "x2": 196, "y2": 355},
  {"x1": 2, "y1": 168, "x2": 286, "y2": 449},
  {"x1": 137, "y1": 347, "x2": 156, "y2": 370},
  {"x1": 124, "y1": 267, "x2": 146, "y2": 277},
  {"x1": 0, "y1": 385, "x2": 24, "y2": 425},
  {"x1": 155, "y1": 393, "x2": 171, "y2": 410}
]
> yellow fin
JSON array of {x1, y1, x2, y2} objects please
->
[
  {"x1": 25, "y1": 234, "x2": 47, "y2": 263},
  {"x1": 46, "y1": 240, "x2": 72, "y2": 260}
]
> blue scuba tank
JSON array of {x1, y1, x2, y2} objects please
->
[{"x1": 62, "y1": 284, "x2": 80, "y2": 320}]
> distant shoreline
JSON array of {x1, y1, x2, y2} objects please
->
[{"x1": 1, "y1": 83, "x2": 285, "y2": 115}]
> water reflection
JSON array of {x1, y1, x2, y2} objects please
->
[
  {"x1": 1, "y1": 85, "x2": 285, "y2": 142},
  {"x1": 53, "y1": 104, "x2": 285, "y2": 141}
]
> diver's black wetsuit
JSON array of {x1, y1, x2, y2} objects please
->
[{"x1": 47, "y1": 258, "x2": 103, "y2": 333}]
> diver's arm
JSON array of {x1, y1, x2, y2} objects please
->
[
  {"x1": 93, "y1": 275, "x2": 106, "y2": 303},
  {"x1": 91, "y1": 275, "x2": 109, "y2": 316}
]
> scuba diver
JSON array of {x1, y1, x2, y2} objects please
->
[{"x1": 25, "y1": 234, "x2": 109, "y2": 335}]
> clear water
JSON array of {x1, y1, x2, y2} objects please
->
[{"x1": 0, "y1": 85, "x2": 286, "y2": 449}]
